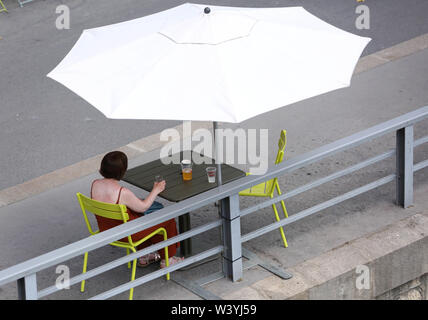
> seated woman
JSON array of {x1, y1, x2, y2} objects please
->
[{"x1": 91, "y1": 151, "x2": 183, "y2": 268}]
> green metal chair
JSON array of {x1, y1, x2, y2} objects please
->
[
  {"x1": 239, "y1": 130, "x2": 289, "y2": 248},
  {"x1": 77, "y1": 193, "x2": 170, "y2": 300},
  {"x1": 0, "y1": 1, "x2": 7, "y2": 13}
]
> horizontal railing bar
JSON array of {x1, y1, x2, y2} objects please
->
[
  {"x1": 414, "y1": 135, "x2": 428, "y2": 147},
  {"x1": 1, "y1": 106, "x2": 427, "y2": 287},
  {"x1": 0, "y1": 202, "x2": 222, "y2": 287},
  {"x1": 37, "y1": 219, "x2": 222, "y2": 298},
  {"x1": 89, "y1": 246, "x2": 224, "y2": 300},
  {"x1": 241, "y1": 174, "x2": 396, "y2": 243},
  {"x1": 240, "y1": 150, "x2": 395, "y2": 217},
  {"x1": 414, "y1": 159, "x2": 428, "y2": 172}
]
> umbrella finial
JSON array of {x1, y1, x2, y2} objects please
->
[{"x1": 204, "y1": 7, "x2": 211, "y2": 14}]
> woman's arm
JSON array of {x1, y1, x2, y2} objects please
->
[{"x1": 119, "y1": 181, "x2": 165, "y2": 213}]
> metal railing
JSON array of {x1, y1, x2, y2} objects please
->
[
  {"x1": 17, "y1": 0, "x2": 35, "y2": 8},
  {"x1": 1, "y1": 106, "x2": 428, "y2": 299}
]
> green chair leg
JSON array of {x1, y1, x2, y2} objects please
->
[
  {"x1": 0, "y1": 0, "x2": 7, "y2": 13},
  {"x1": 161, "y1": 230, "x2": 170, "y2": 281},
  {"x1": 270, "y1": 195, "x2": 288, "y2": 248},
  {"x1": 126, "y1": 248, "x2": 131, "y2": 269},
  {"x1": 129, "y1": 259, "x2": 137, "y2": 300},
  {"x1": 81, "y1": 252, "x2": 89, "y2": 292},
  {"x1": 129, "y1": 248, "x2": 137, "y2": 300},
  {"x1": 275, "y1": 182, "x2": 289, "y2": 218}
]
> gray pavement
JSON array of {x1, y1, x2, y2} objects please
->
[
  {"x1": 0, "y1": 38, "x2": 427, "y2": 299},
  {"x1": 1, "y1": 0, "x2": 428, "y2": 190}
]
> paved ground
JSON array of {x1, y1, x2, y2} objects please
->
[
  {"x1": 1, "y1": 0, "x2": 428, "y2": 190},
  {"x1": 0, "y1": 33, "x2": 427, "y2": 299}
]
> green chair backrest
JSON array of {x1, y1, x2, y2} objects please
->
[
  {"x1": 266, "y1": 130, "x2": 287, "y2": 195},
  {"x1": 77, "y1": 193, "x2": 129, "y2": 237},
  {"x1": 275, "y1": 130, "x2": 287, "y2": 164}
]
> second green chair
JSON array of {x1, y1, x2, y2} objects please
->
[{"x1": 239, "y1": 130, "x2": 289, "y2": 248}]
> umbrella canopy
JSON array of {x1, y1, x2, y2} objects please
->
[{"x1": 47, "y1": 3, "x2": 371, "y2": 124}]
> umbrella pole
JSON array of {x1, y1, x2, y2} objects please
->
[
  {"x1": 213, "y1": 121, "x2": 222, "y2": 186},
  {"x1": 213, "y1": 121, "x2": 223, "y2": 215},
  {"x1": 213, "y1": 121, "x2": 225, "y2": 274}
]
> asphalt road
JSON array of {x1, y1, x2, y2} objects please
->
[{"x1": 0, "y1": 0, "x2": 428, "y2": 190}]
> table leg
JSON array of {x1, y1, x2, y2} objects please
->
[{"x1": 178, "y1": 213, "x2": 192, "y2": 257}]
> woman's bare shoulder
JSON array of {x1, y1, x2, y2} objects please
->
[
  {"x1": 91, "y1": 179, "x2": 120, "y2": 200},
  {"x1": 91, "y1": 178, "x2": 101, "y2": 186}
]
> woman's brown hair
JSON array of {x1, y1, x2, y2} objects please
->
[{"x1": 99, "y1": 151, "x2": 128, "y2": 180}]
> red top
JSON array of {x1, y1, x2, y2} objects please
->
[{"x1": 91, "y1": 183, "x2": 144, "y2": 243}]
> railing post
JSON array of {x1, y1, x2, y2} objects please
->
[
  {"x1": 396, "y1": 126, "x2": 414, "y2": 208},
  {"x1": 17, "y1": 274, "x2": 38, "y2": 300},
  {"x1": 221, "y1": 193, "x2": 243, "y2": 282}
]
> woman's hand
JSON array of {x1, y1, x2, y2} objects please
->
[{"x1": 153, "y1": 180, "x2": 166, "y2": 194}]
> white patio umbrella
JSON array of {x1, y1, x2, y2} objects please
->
[{"x1": 47, "y1": 3, "x2": 371, "y2": 184}]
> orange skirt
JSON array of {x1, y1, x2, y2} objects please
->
[{"x1": 95, "y1": 209, "x2": 179, "y2": 259}]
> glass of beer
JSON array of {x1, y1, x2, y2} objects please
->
[{"x1": 181, "y1": 159, "x2": 192, "y2": 181}]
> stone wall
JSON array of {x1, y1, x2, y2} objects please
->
[
  {"x1": 223, "y1": 213, "x2": 428, "y2": 300},
  {"x1": 377, "y1": 274, "x2": 427, "y2": 300}
]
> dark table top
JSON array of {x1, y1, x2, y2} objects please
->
[{"x1": 123, "y1": 151, "x2": 246, "y2": 202}]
